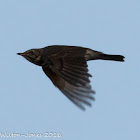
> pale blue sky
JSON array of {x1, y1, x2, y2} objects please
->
[{"x1": 0, "y1": 0, "x2": 140, "y2": 140}]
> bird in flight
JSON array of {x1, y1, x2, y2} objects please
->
[{"x1": 17, "y1": 45, "x2": 125, "y2": 110}]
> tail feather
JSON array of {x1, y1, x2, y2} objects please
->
[
  {"x1": 100, "y1": 54, "x2": 125, "y2": 62},
  {"x1": 86, "y1": 49, "x2": 125, "y2": 62}
]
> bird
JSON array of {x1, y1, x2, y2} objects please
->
[{"x1": 17, "y1": 45, "x2": 125, "y2": 110}]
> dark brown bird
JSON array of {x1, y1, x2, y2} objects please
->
[{"x1": 17, "y1": 45, "x2": 125, "y2": 110}]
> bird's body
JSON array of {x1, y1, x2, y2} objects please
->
[{"x1": 18, "y1": 45, "x2": 124, "y2": 110}]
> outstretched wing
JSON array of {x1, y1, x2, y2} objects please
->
[{"x1": 42, "y1": 57, "x2": 95, "y2": 110}]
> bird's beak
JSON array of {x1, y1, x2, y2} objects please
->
[{"x1": 17, "y1": 53, "x2": 26, "y2": 56}]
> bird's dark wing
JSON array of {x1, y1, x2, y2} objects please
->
[{"x1": 42, "y1": 57, "x2": 95, "y2": 110}]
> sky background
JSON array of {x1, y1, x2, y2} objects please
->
[{"x1": 0, "y1": 0, "x2": 140, "y2": 140}]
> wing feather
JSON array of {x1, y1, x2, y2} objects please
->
[{"x1": 42, "y1": 56, "x2": 95, "y2": 110}]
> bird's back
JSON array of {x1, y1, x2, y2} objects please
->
[{"x1": 41, "y1": 45, "x2": 87, "y2": 59}]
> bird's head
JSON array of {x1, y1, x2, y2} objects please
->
[{"x1": 17, "y1": 49, "x2": 42, "y2": 66}]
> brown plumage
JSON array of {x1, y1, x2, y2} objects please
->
[{"x1": 17, "y1": 45, "x2": 125, "y2": 110}]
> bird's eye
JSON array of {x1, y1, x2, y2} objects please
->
[{"x1": 30, "y1": 50, "x2": 34, "y2": 55}]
